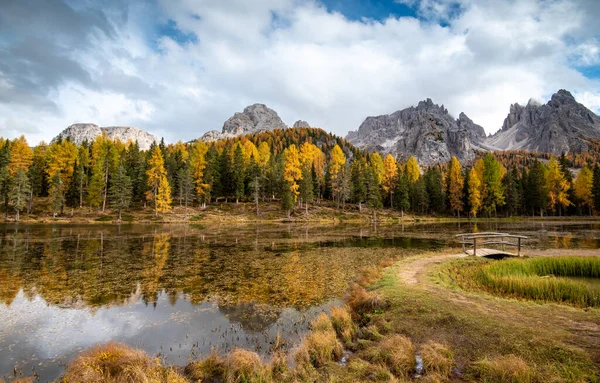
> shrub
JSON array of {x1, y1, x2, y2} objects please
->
[
  {"x1": 59, "y1": 342, "x2": 185, "y2": 383},
  {"x1": 472, "y1": 355, "x2": 532, "y2": 383},
  {"x1": 421, "y1": 341, "x2": 454, "y2": 378}
]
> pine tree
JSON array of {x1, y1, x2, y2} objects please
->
[
  {"x1": 574, "y1": 166, "x2": 594, "y2": 216},
  {"x1": 28, "y1": 142, "x2": 49, "y2": 212},
  {"x1": 526, "y1": 160, "x2": 548, "y2": 217},
  {"x1": 299, "y1": 165, "x2": 314, "y2": 214},
  {"x1": 232, "y1": 143, "x2": 246, "y2": 203},
  {"x1": 468, "y1": 167, "x2": 482, "y2": 218},
  {"x1": 365, "y1": 165, "x2": 382, "y2": 220},
  {"x1": 446, "y1": 156, "x2": 464, "y2": 217},
  {"x1": 9, "y1": 168, "x2": 30, "y2": 222},
  {"x1": 502, "y1": 166, "x2": 522, "y2": 217},
  {"x1": 546, "y1": 157, "x2": 571, "y2": 216},
  {"x1": 425, "y1": 167, "x2": 445, "y2": 214},
  {"x1": 411, "y1": 177, "x2": 429, "y2": 214},
  {"x1": 109, "y1": 164, "x2": 132, "y2": 220},
  {"x1": 203, "y1": 145, "x2": 221, "y2": 204},
  {"x1": 49, "y1": 172, "x2": 65, "y2": 217},
  {"x1": 593, "y1": 165, "x2": 600, "y2": 215},
  {"x1": 146, "y1": 146, "x2": 172, "y2": 215},
  {"x1": 394, "y1": 173, "x2": 410, "y2": 218},
  {"x1": 351, "y1": 157, "x2": 367, "y2": 211},
  {"x1": 481, "y1": 153, "x2": 505, "y2": 217}
]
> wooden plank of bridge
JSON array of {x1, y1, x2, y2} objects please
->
[{"x1": 465, "y1": 248, "x2": 516, "y2": 257}]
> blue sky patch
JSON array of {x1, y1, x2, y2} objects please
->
[
  {"x1": 320, "y1": 0, "x2": 417, "y2": 21},
  {"x1": 157, "y1": 20, "x2": 198, "y2": 45},
  {"x1": 576, "y1": 65, "x2": 600, "y2": 80}
]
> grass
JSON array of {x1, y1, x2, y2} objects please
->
[
  {"x1": 363, "y1": 334, "x2": 416, "y2": 378},
  {"x1": 449, "y1": 256, "x2": 600, "y2": 307},
  {"x1": 421, "y1": 341, "x2": 454, "y2": 378},
  {"x1": 471, "y1": 355, "x2": 533, "y2": 383},
  {"x1": 58, "y1": 342, "x2": 187, "y2": 383},
  {"x1": 330, "y1": 306, "x2": 357, "y2": 345},
  {"x1": 300, "y1": 313, "x2": 343, "y2": 368}
]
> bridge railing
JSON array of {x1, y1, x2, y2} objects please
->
[{"x1": 455, "y1": 232, "x2": 528, "y2": 257}]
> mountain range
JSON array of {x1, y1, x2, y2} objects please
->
[{"x1": 53, "y1": 89, "x2": 600, "y2": 164}]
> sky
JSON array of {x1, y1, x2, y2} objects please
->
[{"x1": 1, "y1": 0, "x2": 600, "y2": 144}]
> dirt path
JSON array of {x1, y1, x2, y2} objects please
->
[{"x1": 398, "y1": 252, "x2": 467, "y2": 285}]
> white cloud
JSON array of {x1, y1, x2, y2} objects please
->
[{"x1": 1, "y1": 0, "x2": 600, "y2": 144}]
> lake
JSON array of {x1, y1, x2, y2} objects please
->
[{"x1": 0, "y1": 221, "x2": 598, "y2": 381}]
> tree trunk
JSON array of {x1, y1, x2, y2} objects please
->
[
  {"x1": 15, "y1": 209, "x2": 19, "y2": 223},
  {"x1": 102, "y1": 162, "x2": 108, "y2": 213},
  {"x1": 305, "y1": 203, "x2": 308, "y2": 216}
]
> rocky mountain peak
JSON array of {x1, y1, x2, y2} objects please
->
[
  {"x1": 54, "y1": 124, "x2": 158, "y2": 150},
  {"x1": 201, "y1": 104, "x2": 287, "y2": 142},
  {"x1": 487, "y1": 89, "x2": 600, "y2": 153},
  {"x1": 293, "y1": 120, "x2": 311, "y2": 128},
  {"x1": 346, "y1": 99, "x2": 486, "y2": 165}
]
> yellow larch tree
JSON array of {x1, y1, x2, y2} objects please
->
[
  {"x1": 242, "y1": 140, "x2": 258, "y2": 166},
  {"x1": 370, "y1": 152, "x2": 384, "y2": 185},
  {"x1": 283, "y1": 144, "x2": 302, "y2": 202},
  {"x1": 447, "y1": 156, "x2": 464, "y2": 216},
  {"x1": 468, "y1": 167, "x2": 482, "y2": 218},
  {"x1": 189, "y1": 140, "x2": 209, "y2": 206},
  {"x1": 146, "y1": 146, "x2": 172, "y2": 215},
  {"x1": 546, "y1": 157, "x2": 571, "y2": 215},
  {"x1": 329, "y1": 145, "x2": 346, "y2": 207},
  {"x1": 382, "y1": 154, "x2": 398, "y2": 206},
  {"x1": 405, "y1": 156, "x2": 421, "y2": 183},
  {"x1": 9, "y1": 135, "x2": 33, "y2": 175},
  {"x1": 574, "y1": 166, "x2": 594, "y2": 216}
]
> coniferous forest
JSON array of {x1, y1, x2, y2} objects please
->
[{"x1": 1, "y1": 127, "x2": 600, "y2": 221}]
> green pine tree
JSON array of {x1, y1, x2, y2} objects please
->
[
  {"x1": 9, "y1": 168, "x2": 31, "y2": 222},
  {"x1": 593, "y1": 165, "x2": 600, "y2": 214},
  {"x1": 109, "y1": 164, "x2": 132, "y2": 221},
  {"x1": 232, "y1": 144, "x2": 245, "y2": 203}
]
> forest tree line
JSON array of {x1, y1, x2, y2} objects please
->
[{"x1": 0, "y1": 127, "x2": 600, "y2": 221}]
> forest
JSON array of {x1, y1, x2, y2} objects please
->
[{"x1": 1, "y1": 127, "x2": 600, "y2": 221}]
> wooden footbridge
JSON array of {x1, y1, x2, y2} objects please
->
[{"x1": 455, "y1": 232, "x2": 528, "y2": 257}]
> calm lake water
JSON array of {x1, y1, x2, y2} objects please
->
[{"x1": 0, "y1": 221, "x2": 599, "y2": 381}]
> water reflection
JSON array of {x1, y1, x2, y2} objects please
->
[{"x1": 0, "y1": 221, "x2": 598, "y2": 381}]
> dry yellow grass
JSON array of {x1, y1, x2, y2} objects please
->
[
  {"x1": 420, "y1": 341, "x2": 454, "y2": 378},
  {"x1": 347, "y1": 284, "x2": 389, "y2": 315},
  {"x1": 225, "y1": 348, "x2": 272, "y2": 383},
  {"x1": 330, "y1": 306, "x2": 357, "y2": 345},
  {"x1": 59, "y1": 342, "x2": 186, "y2": 383},
  {"x1": 184, "y1": 350, "x2": 225, "y2": 381},
  {"x1": 364, "y1": 334, "x2": 416, "y2": 378},
  {"x1": 472, "y1": 354, "x2": 533, "y2": 383}
]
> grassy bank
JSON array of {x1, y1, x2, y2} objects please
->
[{"x1": 447, "y1": 256, "x2": 600, "y2": 307}]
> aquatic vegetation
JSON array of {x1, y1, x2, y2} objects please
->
[
  {"x1": 449, "y1": 256, "x2": 600, "y2": 307},
  {"x1": 58, "y1": 342, "x2": 186, "y2": 383},
  {"x1": 471, "y1": 354, "x2": 532, "y2": 383}
]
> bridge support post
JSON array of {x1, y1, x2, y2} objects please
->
[
  {"x1": 518, "y1": 237, "x2": 521, "y2": 257},
  {"x1": 473, "y1": 238, "x2": 477, "y2": 256}
]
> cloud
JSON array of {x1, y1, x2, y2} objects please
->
[{"x1": 0, "y1": 0, "x2": 599, "y2": 144}]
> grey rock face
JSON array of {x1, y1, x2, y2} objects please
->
[
  {"x1": 201, "y1": 104, "x2": 287, "y2": 142},
  {"x1": 293, "y1": 120, "x2": 311, "y2": 128},
  {"x1": 486, "y1": 90, "x2": 600, "y2": 154},
  {"x1": 346, "y1": 99, "x2": 486, "y2": 165},
  {"x1": 54, "y1": 124, "x2": 158, "y2": 150}
]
